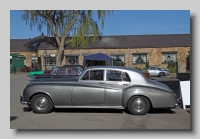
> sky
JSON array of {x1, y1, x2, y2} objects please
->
[{"x1": 10, "y1": 10, "x2": 190, "y2": 39}]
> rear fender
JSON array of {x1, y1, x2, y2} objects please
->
[{"x1": 123, "y1": 86, "x2": 153, "y2": 108}]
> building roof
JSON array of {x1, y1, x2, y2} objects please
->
[
  {"x1": 10, "y1": 33, "x2": 47, "y2": 52},
  {"x1": 10, "y1": 34, "x2": 190, "y2": 52}
]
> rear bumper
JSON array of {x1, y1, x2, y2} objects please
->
[
  {"x1": 174, "y1": 97, "x2": 182, "y2": 107},
  {"x1": 20, "y1": 95, "x2": 28, "y2": 105}
]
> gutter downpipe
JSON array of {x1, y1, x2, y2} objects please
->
[{"x1": 128, "y1": 47, "x2": 129, "y2": 67}]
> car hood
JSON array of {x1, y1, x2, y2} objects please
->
[{"x1": 148, "y1": 79, "x2": 171, "y2": 92}]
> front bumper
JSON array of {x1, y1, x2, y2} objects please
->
[{"x1": 20, "y1": 95, "x2": 28, "y2": 105}]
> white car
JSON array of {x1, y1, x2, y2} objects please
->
[{"x1": 147, "y1": 66, "x2": 170, "y2": 77}]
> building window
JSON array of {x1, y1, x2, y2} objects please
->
[
  {"x1": 111, "y1": 54, "x2": 125, "y2": 66},
  {"x1": 162, "y1": 53, "x2": 177, "y2": 63},
  {"x1": 66, "y1": 56, "x2": 79, "y2": 64},
  {"x1": 111, "y1": 55, "x2": 125, "y2": 63},
  {"x1": 44, "y1": 56, "x2": 56, "y2": 65},
  {"x1": 133, "y1": 54, "x2": 147, "y2": 64}
]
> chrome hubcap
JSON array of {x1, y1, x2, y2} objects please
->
[
  {"x1": 132, "y1": 98, "x2": 146, "y2": 112},
  {"x1": 35, "y1": 97, "x2": 49, "y2": 110}
]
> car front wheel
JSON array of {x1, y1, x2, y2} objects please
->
[
  {"x1": 31, "y1": 94, "x2": 53, "y2": 114},
  {"x1": 127, "y1": 96, "x2": 150, "y2": 115}
]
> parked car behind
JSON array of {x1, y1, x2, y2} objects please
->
[
  {"x1": 147, "y1": 66, "x2": 170, "y2": 77},
  {"x1": 20, "y1": 66, "x2": 181, "y2": 115},
  {"x1": 63, "y1": 64, "x2": 85, "y2": 70},
  {"x1": 27, "y1": 66, "x2": 58, "y2": 78},
  {"x1": 43, "y1": 66, "x2": 58, "y2": 74},
  {"x1": 33, "y1": 66, "x2": 83, "y2": 79}
]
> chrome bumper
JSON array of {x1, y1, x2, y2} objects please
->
[
  {"x1": 20, "y1": 95, "x2": 28, "y2": 105},
  {"x1": 174, "y1": 97, "x2": 182, "y2": 107}
]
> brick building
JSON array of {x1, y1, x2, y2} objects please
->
[{"x1": 10, "y1": 33, "x2": 190, "y2": 72}]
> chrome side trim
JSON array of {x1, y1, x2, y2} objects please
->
[{"x1": 55, "y1": 105, "x2": 124, "y2": 109}]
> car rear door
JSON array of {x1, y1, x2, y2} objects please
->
[{"x1": 104, "y1": 70, "x2": 131, "y2": 106}]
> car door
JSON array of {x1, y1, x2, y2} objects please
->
[
  {"x1": 104, "y1": 70, "x2": 131, "y2": 106},
  {"x1": 72, "y1": 69, "x2": 105, "y2": 105},
  {"x1": 148, "y1": 67, "x2": 156, "y2": 76}
]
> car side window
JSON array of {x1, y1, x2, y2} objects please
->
[
  {"x1": 122, "y1": 72, "x2": 131, "y2": 82},
  {"x1": 150, "y1": 67, "x2": 156, "y2": 70},
  {"x1": 67, "y1": 67, "x2": 79, "y2": 75},
  {"x1": 57, "y1": 68, "x2": 67, "y2": 75},
  {"x1": 106, "y1": 70, "x2": 122, "y2": 81},
  {"x1": 51, "y1": 68, "x2": 57, "y2": 75},
  {"x1": 81, "y1": 70, "x2": 104, "y2": 81}
]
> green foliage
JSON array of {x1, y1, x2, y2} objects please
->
[
  {"x1": 167, "y1": 61, "x2": 176, "y2": 69},
  {"x1": 113, "y1": 60, "x2": 125, "y2": 66},
  {"x1": 105, "y1": 60, "x2": 109, "y2": 66},
  {"x1": 134, "y1": 66, "x2": 142, "y2": 70},
  {"x1": 20, "y1": 10, "x2": 113, "y2": 66},
  {"x1": 21, "y1": 10, "x2": 112, "y2": 48},
  {"x1": 142, "y1": 69, "x2": 149, "y2": 73},
  {"x1": 145, "y1": 60, "x2": 149, "y2": 69},
  {"x1": 167, "y1": 61, "x2": 176, "y2": 73},
  {"x1": 168, "y1": 67, "x2": 176, "y2": 73}
]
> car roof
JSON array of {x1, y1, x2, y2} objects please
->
[
  {"x1": 84, "y1": 66, "x2": 142, "y2": 73},
  {"x1": 63, "y1": 64, "x2": 84, "y2": 68}
]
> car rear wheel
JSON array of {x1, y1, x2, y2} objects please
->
[
  {"x1": 158, "y1": 72, "x2": 165, "y2": 77},
  {"x1": 127, "y1": 96, "x2": 150, "y2": 115},
  {"x1": 31, "y1": 94, "x2": 53, "y2": 114}
]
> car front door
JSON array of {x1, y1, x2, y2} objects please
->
[
  {"x1": 104, "y1": 70, "x2": 131, "y2": 106},
  {"x1": 72, "y1": 69, "x2": 105, "y2": 105}
]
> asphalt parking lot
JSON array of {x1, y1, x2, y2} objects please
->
[{"x1": 10, "y1": 72, "x2": 190, "y2": 130}]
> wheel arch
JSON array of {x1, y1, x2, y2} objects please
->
[
  {"x1": 29, "y1": 92, "x2": 55, "y2": 106},
  {"x1": 124, "y1": 93, "x2": 153, "y2": 109}
]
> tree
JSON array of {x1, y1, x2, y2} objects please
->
[{"x1": 21, "y1": 10, "x2": 112, "y2": 66}]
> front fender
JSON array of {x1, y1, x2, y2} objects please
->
[{"x1": 23, "y1": 85, "x2": 54, "y2": 105}]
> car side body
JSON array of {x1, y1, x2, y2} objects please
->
[
  {"x1": 21, "y1": 66, "x2": 180, "y2": 115},
  {"x1": 147, "y1": 66, "x2": 170, "y2": 77}
]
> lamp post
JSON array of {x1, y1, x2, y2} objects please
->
[{"x1": 32, "y1": 53, "x2": 36, "y2": 71}]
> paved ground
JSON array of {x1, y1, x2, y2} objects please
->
[{"x1": 10, "y1": 72, "x2": 190, "y2": 130}]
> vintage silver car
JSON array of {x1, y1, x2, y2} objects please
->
[
  {"x1": 147, "y1": 66, "x2": 170, "y2": 77},
  {"x1": 20, "y1": 66, "x2": 180, "y2": 115}
]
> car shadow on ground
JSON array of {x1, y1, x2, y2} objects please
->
[
  {"x1": 23, "y1": 106, "x2": 176, "y2": 114},
  {"x1": 148, "y1": 108, "x2": 176, "y2": 114},
  {"x1": 54, "y1": 108, "x2": 124, "y2": 114},
  {"x1": 10, "y1": 116, "x2": 17, "y2": 121}
]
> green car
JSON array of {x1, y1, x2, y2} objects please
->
[
  {"x1": 27, "y1": 66, "x2": 57, "y2": 78},
  {"x1": 27, "y1": 70, "x2": 44, "y2": 78}
]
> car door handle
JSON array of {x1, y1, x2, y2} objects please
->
[
  {"x1": 99, "y1": 82, "x2": 104, "y2": 84},
  {"x1": 123, "y1": 84, "x2": 129, "y2": 86}
]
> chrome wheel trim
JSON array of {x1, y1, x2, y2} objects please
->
[
  {"x1": 132, "y1": 98, "x2": 146, "y2": 113},
  {"x1": 159, "y1": 72, "x2": 164, "y2": 77},
  {"x1": 35, "y1": 97, "x2": 49, "y2": 110}
]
